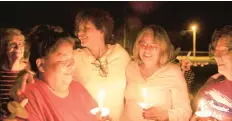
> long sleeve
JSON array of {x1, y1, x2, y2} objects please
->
[{"x1": 168, "y1": 65, "x2": 192, "y2": 121}]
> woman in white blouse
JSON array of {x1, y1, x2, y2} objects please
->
[
  {"x1": 123, "y1": 25, "x2": 192, "y2": 121},
  {"x1": 73, "y1": 9, "x2": 131, "y2": 121}
]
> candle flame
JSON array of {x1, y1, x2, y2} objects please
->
[
  {"x1": 142, "y1": 87, "x2": 148, "y2": 104},
  {"x1": 199, "y1": 99, "x2": 205, "y2": 107},
  {"x1": 195, "y1": 99, "x2": 212, "y2": 118},
  {"x1": 138, "y1": 88, "x2": 152, "y2": 109}
]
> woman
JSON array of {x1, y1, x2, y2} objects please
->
[
  {"x1": 73, "y1": 8, "x2": 131, "y2": 121},
  {"x1": 123, "y1": 25, "x2": 192, "y2": 121},
  {"x1": 15, "y1": 25, "x2": 103, "y2": 121},
  {"x1": 191, "y1": 25, "x2": 232, "y2": 121},
  {"x1": 0, "y1": 28, "x2": 29, "y2": 118}
]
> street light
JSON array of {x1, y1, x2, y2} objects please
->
[{"x1": 191, "y1": 25, "x2": 197, "y2": 56}]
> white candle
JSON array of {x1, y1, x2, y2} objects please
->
[
  {"x1": 195, "y1": 99, "x2": 212, "y2": 117},
  {"x1": 90, "y1": 89, "x2": 110, "y2": 117},
  {"x1": 97, "y1": 89, "x2": 105, "y2": 108},
  {"x1": 138, "y1": 87, "x2": 152, "y2": 109},
  {"x1": 142, "y1": 88, "x2": 147, "y2": 103}
]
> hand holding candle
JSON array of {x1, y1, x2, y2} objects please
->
[
  {"x1": 138, "y1": 88, "x2": 152, "y2": 109},
  {"x1": 195, "y1": 99, "x2": 212, "y2": 118},
  {"x1": 98, "y1": 89, "x2": 104, "y2": 108},
  {"x1": 90, "y1": 89, "x2": 110, "y2": 117},
  {"x1": 3, "y1": 99, "x2": 28, "y2": 121}
]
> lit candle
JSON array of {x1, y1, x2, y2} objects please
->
[
  {"x1": 90, "y1": 89, "x2": 109, "y2": 117},
  {"x1": 195, "y1": 99, "x2": 212, "y2": 117},
  {"x1": 97, "y1": 89, "x2": 105, "y2": 108},
  {"x1": 138, "y1": 87, "x2": 152, "y2": 109},
  {"x1": 142, "y1": 88, "x2": 147, "y2": 103}
]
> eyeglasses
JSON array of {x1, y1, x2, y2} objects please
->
[
  {"x1": 7, "y1": 42, "x2": 24, "y2": 49},
  {"x1": 92, "y1": 58, "x2": 108, "y2": 77},
  {"x1": 139, "y1": 41, "x2": 160, "y2": 50},
  {"x1": 211, "y1": 48, "x2": 232, "y2": 57}
]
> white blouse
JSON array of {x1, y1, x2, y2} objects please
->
[
  {"x1": 123, "y1": 61, "x2": 192, "y2": 121},
  {"x1": 73, "y1": 43, "x2": 131, "y2": 121}
]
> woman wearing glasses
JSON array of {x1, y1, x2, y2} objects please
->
[
  {"x1": 0, "y1": 28, "x2": 30, "y2": 118},
  {"x1": 73, "y1": 9, "x2": 131, "y2": 121},
  {"x1": 191, "y1": 26, "x2": 232, "y2": 121},
  {"x1": 122, "y1": 25, "x2": 192, "y2": 121}
]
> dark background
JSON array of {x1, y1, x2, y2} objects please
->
[
  {"x1": 0, "y1": 1, "x2": 231, "y2": 51},
  {"x1": 0, "y1": 1, "x2": 230, "y2": 93}
]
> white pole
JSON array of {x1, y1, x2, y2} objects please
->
[{"x1": 193, "y1": 29, "x2": 196, "y2": 56}]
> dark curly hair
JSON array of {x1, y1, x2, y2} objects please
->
[
  {"x1": 74, "y1": 8, "x2": 115, "y2": 44},
  {"x1": 26, "y1": 24, "x2": 75, "y2": 73}
]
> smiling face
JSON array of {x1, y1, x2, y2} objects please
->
[
  {"x1": 214, "y1": 37, "x2": 232, "y2": 79},
  {"x1": 77, "y1": 21, "x2": 104, "y2": 48},
  {"x1": 7, "y1": 35, "x2": 25, "y2": 61},
  {"x1": 42, "y1": 41, "x2": 75, "y2": 92},
  {"x1": 138, "y1": 31, "x2": 162, "y2": 66}
]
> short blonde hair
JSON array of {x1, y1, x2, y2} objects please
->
[{"x1": 133, "y1": 25, "x2": 175, "y2": 65}]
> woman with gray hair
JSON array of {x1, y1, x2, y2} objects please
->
[
  {"x1": 191, "y1": 25, "x2": 232, "y2": 121},
  {"x1": 123, "y1": 25, "x2": 192, "y2": 121}
]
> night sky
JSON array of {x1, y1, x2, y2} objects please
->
[{"x1": 0, "y1": 1, "x2": 232, "y2": 51}]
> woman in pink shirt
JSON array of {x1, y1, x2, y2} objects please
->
[{"x1": 9, "y1": 25, "x2": 106, "y2": 121}]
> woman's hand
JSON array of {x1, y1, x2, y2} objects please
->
[
  {"x1": 10, "y1": 69, "x2": 35, "y2": 100},
  {"x1": 3, "y1": 118, "x2": 17, "y2": 121},
  {"x1": 180, "y1": 59, "x2": 192, "y2": 73},
  {"x1": 95, "y1": 111, "x2": 112, "y2": 121},
  {"x1": 3, "y1": 99, "x2": 28, "y2": 121},
  {"x1": 190, "y1": 114, "x2": 217, "y2": 121},
  {"x1": 142, "y1": 106, "x2": 169, "y2": 121}
]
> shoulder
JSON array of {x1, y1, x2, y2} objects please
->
[
  {"x1": 211, "y1": 73, "x2": 224, "y2": 80},
  {"x1": 73, "y1": 48, "x2": 90, "y2": 64},
  {"x1": 73, "y1": 48, "x2": 87, "y2": 57},
  {"x1": 203, "y1": 73, "x2": 225, "y2": 87},
  {"x1": 126, "y1": 60, "x2": 138, "y2": 70},
  {"x1": 109, "y1": 43, "x2": 130, "y2": 57},
  {"x1": 125, "y1": 61, "x2": 139, "y2": 78},
  {"x1": 158, "y1": 63, "x2": 186, "y2": 84},
  {"x1": 111, "y1": 43, "x2": 127, "y2": 53},
  {"x1": 107, "y1": 43, "x2": 131, "y2": 65},
  {"x1": 24, "y1": 80, "x2": 45, "y2": 97},
  {"x1": 161, "y1": 62, "x2": 182, "y2": 74}
]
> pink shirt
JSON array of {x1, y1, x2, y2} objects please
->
[
  {"x1": 195, "y1": 78, "x2": 232, "y2": 120},
  {"x1": 23, "y1": 80, "x2": 97, "y2": 121}
]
